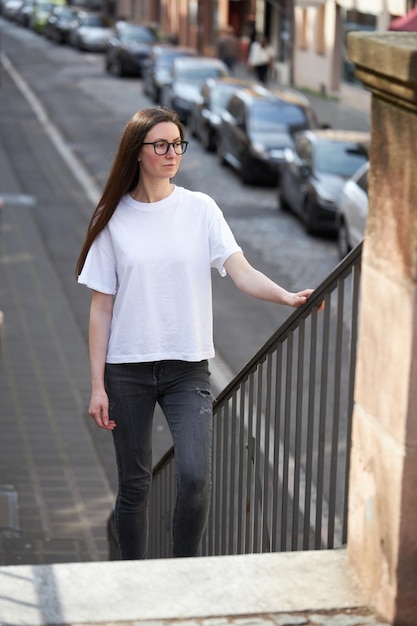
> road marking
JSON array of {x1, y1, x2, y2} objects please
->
[
  {"x1": 2, "y1": 52, "x2": 100, "y2": 211},
  {"x1": 0, "y1": 193, "x2": 36, "y2": 206}
]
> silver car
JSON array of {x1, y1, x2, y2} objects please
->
[
  {"x1": 160, "y1": 56, "x2": 229, "y2": 125},
  {"x1": 68, "y1": 12, "x2": 112, "y2": 52},
  {"x1": 336, "y1": 161, "x2": 369, "y2": 258}
]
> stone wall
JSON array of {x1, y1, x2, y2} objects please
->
[{"x1": 347, "y1": 32, "x2": 417, "y2": 626}]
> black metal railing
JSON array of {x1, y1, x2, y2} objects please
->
[{"x1": 149, "y1": 244, "x2": 362, "y2": 558}]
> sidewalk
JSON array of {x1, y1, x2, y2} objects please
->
[
  {"x1": 0, "y1": 162, "x2": 114, "y2": 565},
  {"x1": 0, "y1": 63, "x2": 115, "y2": 564}
]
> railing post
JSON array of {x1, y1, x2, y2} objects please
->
[{"x1": 347, "y1": 32, "x2": 417, "y2": 626}]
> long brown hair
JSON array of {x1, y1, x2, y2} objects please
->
[{"x1": 75, "y1": 107, "x2": 184, "y2": 277}]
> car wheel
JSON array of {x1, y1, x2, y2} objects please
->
[
  {"x1": 304, "y1": 198, "x2": 318, "y2": 234},
  {"x1": 241, "y1": 154, "x2": 254, "y2": 185},
  {"x1": 189, "y1": 113, "x2": 197, "y2": 138},
  {"x1": 278, "y1": 188, "x2": 290, "y2": 212},
  {"x1": 217, "y1": 138, "x2": 226, "y2": 166},
  {"x1": 337, "y1": 217, "x2": 352, "y2": 259},
  {"x1": 201, "y1": 125, "x2": 214, "y2": 151},
  {"x1": 159, "y1": 87, "x2": 170, "y2": 108},
  {"x1": 110, "y1": 57, "x2": 125, "y2": 77}
]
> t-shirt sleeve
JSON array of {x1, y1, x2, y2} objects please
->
[
  {"x1": 208, "y1": 205, "x2": 242, "y2": 277},
  {"x1": 77, "y1": 228, "x2": 118, "y2": 294}
]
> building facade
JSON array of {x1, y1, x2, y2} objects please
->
[
  {"x1": 293, "y1": 0, "x2": 409, "y2": 97},
  {"x1": 110, "y1": 0, "x2": 411, "y2": 98}
]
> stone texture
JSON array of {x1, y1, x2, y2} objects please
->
[
  {"x1": 347, "y1": 31, "x2": 417, "y2": 626},
  {"x1": 0, "y1": 550, "x2": 364, "y2": 626},
  {"x1": 354, "y1": 263, "x2": 414, "y2": 445},
  {"x1": 348, "y1": 32, "x2": 417, "y2": 84}
]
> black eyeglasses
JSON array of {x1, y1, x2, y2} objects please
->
[{"x1": 142, "y1": 140, "x2": 189, "y2": 155}]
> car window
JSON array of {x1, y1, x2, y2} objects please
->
[
  {"x1": 119, "y1": 26, "x2": 158, "y2": 42},
  {"x1": 82, "y1": 15, "x2": 108, "y2": 26},
  {"x1": 158, "y1": 52, "x2": 192, "y2": 67},
  {"x1": 315, "y1": 142, "x2": 368, "y2": 177},
  {"x1": 59, "y1": 8, "x2": 76, "y2": 17},
  {"x1": 176, "y1": 67, "x2": 226, "y2": 83},
  {"x1": 249, "y1": 102, "x2": 308, "y2": 132}
]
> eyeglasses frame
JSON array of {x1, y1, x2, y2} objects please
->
[{"x1": 141, "y1": 140, "x2": 189, "y2": 156}]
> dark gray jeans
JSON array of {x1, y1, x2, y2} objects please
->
[{"x1": 105, "y1": 360, "x2": 213, "y2": 559}]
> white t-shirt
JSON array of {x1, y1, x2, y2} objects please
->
[
  {"x1": 78, "y1": 186, "x2": 242, "y2": 363},
  {"x1": 249, "y1": 41, "x2": 275, "y2": 66}
]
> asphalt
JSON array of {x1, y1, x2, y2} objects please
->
[{"x1": 0, "y1": 35, "x2": 371, "y2": 571}]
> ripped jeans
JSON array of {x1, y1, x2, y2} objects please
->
[{"x1": 104, "y1": 360, "x2": 213, "y2": 559}]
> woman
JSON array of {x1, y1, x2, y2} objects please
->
[
  {"x1": 248, "y1": 35, "x2": 275, "y2": 84},
  {"x1": 76, "y1": 107, "x2": 317, "y2": 560}
]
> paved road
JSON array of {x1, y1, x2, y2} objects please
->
[{"x1": 0, "y1": 17, "x2": 370, "y2": 565}]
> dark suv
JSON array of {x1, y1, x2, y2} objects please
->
[
  {"x1": 105, "y1": 22, "x2": 159, "y2": 77},
  {"x1": 217, "y1": 85, "x2": 319, "y2": 185}
]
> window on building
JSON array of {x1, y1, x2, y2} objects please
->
[
  {"x1": 189, "y1": 0, "x2": 197, "y2": 26},
  {"x1": 299, "y1": 8, "x2": 308, "y2": 50},
  {"x1": 316, "y1": 4, "x2": 325, "y2": 54}
]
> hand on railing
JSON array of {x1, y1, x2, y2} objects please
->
[{"x1": 289, "y1": 288, "x2": 324, "y2": 311}]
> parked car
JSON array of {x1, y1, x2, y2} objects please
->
[
  {"x1": 217, "y1": 85, "x2": 319, "y2": 185},
  {"x1": 30, "y1": 0, "x2": 64, "y2": 33},
  {"x1": 336, "y1": 160, "x2": 369, "y2": 257},
  {"x1": 44, "y1": 5, "x2": 79, "y2": 43},
  {"x1": 105, "y1": 22, "x2": 160, "y2": 77},
  {"x1": 189, "y1": 76, "x2": 256, "y2": 151},
  {"x1": 16, "y1": 0, "x2": 35, "y2": 26},
  {"x1": 2, "y1": 0, "x2": 23, "y2": 20},
  {"x1": 142, "y1": 44, "x2": 197, "y2": 104},
  {"x1": 68, "y1": 11, "x2": 112, "y2": 52},
  {"x1": 279, "y1": 129, "x2": 369, "y2": 234},
  {"x1": 160, "y1": 56, "x2": 229, "y2": 124}
]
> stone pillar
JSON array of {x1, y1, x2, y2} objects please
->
[{"x1": 347, "y1": 33, "x2": 417, "y2": 626}]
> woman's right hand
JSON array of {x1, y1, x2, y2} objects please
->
[{"x1": 89, "y1": 388, "x2": 116, "y2": 430}]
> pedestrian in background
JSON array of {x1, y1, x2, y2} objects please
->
[
  {"x1": 248, "y1": 35, "x2": 275, "y2": 84},
  {"x1": 76, "y1": 106, "x2": 319, "y2": 560},
  {"x1": 216, "y1": 25, "x2": 239, "y2": 73}
]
